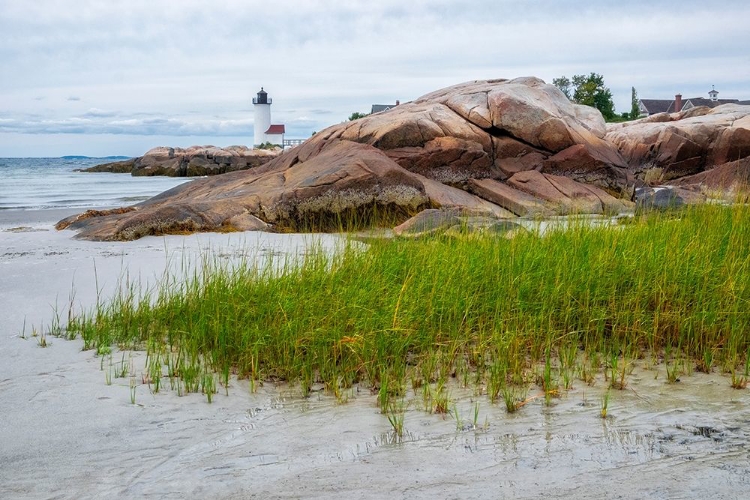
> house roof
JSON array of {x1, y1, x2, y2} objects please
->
[
  {"x1": 639, "y1": 99, "x2": 675, "y2": 114},
  {"x1": 640, "y1": 97, "x2": 748, "y2": 115},
  {"x1": 371, "y1": 104, "x2": 394, "y2": 114},
  {"x1": 684, "y1": 98, "x2": 740, "y2": 108},
  {"x1": 265, "y1": 124, "x2": 285, "y2": 134}
]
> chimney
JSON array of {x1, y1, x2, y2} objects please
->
[
  {"x1": 674, "y1": 94, "x2": 682, "y2": 113},
  {"x1": 395, "y1": 100, "x2": 400, "y2": 106}
]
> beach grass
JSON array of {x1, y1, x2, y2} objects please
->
[{"x1": 60, "y1": 204, "x2": 750, "y2": 407}]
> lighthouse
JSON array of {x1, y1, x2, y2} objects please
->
[
  {"x1": 253, "y1": 87, "x2": 271, "y2": 147},
  {"x1": 252, "y1": 87, "x2": 286, "y2": 147}
]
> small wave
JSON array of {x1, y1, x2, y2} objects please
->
[{"x1": 118, "y1": 196, "x2": 150, "y2": 202}]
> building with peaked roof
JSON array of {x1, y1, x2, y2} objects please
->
[
  {"x1": 638, "y1": 87, "x2": 750, "y2": 117},
  {"x1": 370, "y1": 100, "x2": 401, "y2": 114},
  {"x1": 264, "y1": 124, "x2": 285, "y2": 146}
]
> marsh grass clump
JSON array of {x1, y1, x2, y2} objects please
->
[
  {"x1": 600, "y1": 389, "x2": 611, "y2": 418},
  {"x1": 386, "y1": 399, "x2": 407, "y2": 437},
  {"x1": 502, "y1": 385, "x2": 528, "y2": 413},
  {"x1": 61, "y1": 204, "x2": 750, "y2": 409}
]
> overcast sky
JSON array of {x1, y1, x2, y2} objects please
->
[{"x1": 1, "y1": 0, "x2": 749, "y2": 157}]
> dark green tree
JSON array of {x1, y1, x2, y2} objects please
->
[
  {"x1": 553, "y1": 73, "x2": 617, "y2": 120},
  {"x1": 572, "y1": 73, "x2": 615, "y2": 119},
  {"x1": 630, "y1": 87, "x2": 640, "y2": 120},
  {"x1": 348, "y1": 112, "x2": 368, "y2": 121}
]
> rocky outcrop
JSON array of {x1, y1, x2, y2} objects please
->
[
  {"x1": 61, "y1": 77, "x2": 638, "y2": 241},
  {"x1": 80, "y1": 159, "x2": 137, "y2": 173},
  {"x1": 81, "y1": 145, "x2": 281, "y2": 177},
  {"x1": 606, "y1": 104, "x2": 750, "y2": 183},
  {"x1": 59, "y1": 141, "x2": 436, "y2": 239},
  {"x1": 671, "y1": 157, "x2": 750, "y2": 193}
]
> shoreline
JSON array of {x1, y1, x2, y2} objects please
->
[{"x1": 0, "y1": 207, "x2": 86, "y2": 227}]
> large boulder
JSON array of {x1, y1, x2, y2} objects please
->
[
  {"x1": 634, "y1": 186, "x2": 706, "y2": 211},
  {"x1": 60, "y1": 77, "x2": 635, "y2": 241},
  {"x1": 339, "y1": 77, "x2": 629, "y2": 193},
  {"x1": 393, "y1": 208, "x2": 522, "y2": 238}
]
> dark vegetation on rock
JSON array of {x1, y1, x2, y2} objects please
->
[{"x1": 61, "y1": 78, "x2": 750, "y2": 240}]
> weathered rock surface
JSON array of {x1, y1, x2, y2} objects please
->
[
  {"x1": 82, "y1": 145, "x2": 281, "y2": 177},
  {"x1": 506, "y1": 170, "x2": 632, "y2": 215},
  {"x1": 606, "y1": 104, "x2": 750, "y2": 183},
  {"x1": 393, "y1": 208, "x2": 522, "y2": 238},
  {"x1": 466, "y1": 178, "x2": 552, "y2": 217},
  {"x1": 61, "y1": 77, "x2": 641, "y2": 240},
  {"x1": 671, "y1": 157, "x2": 750, "y2": 194}
]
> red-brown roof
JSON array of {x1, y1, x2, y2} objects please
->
[{"x1": 265, "y1": 124, "x2": 285, "y2": 134}]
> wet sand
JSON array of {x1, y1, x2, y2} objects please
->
[{"x1": 1, "y1": 210, "x2": 749, "y2": 499}]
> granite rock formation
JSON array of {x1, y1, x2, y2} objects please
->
[{"x1": 60, "y1": 77, "x2": 647, "y2": 240}]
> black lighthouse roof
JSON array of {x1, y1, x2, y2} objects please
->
[{"x1": 253, "y1": 87, "x2": 271, "y2": 105}]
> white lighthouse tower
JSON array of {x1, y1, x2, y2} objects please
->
[{"x1": 253, "y1": 87, "x2": 272, "y2": 147}]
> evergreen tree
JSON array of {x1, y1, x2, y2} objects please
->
[{"x1": 630, "y1": 87, "x2": 640, "y2": 120}]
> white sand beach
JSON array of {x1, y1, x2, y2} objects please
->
[{"x1": 1, "y1": 210, "x2": 749, "y2": 499}]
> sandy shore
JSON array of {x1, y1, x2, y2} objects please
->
[{"x1": 1, "y1": 209, "x2": 749, "y2": 499}]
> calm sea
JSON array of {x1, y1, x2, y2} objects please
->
[{"x1": 0, "y1": 157, "x2": 191, "y2": 211}]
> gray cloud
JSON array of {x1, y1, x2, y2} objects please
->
[
  {"x1": 1, "y1": 0, "x2": 749, "y2": 155},
  {"x1": 0, "y1": 112, "x2": 254, "y2": 137},
  {"x1": 81, "y1": 108, "x2": 118, "y2": 118}
]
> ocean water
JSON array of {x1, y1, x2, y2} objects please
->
[{"x1": 0, "y1": 157, "x2": 191, "y2": 211}]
